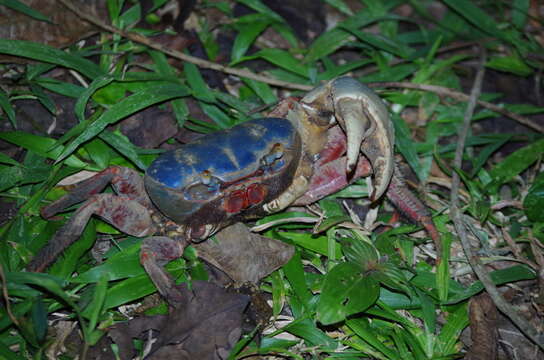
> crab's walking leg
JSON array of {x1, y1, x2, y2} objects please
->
[
  {"x1": 385, "y1": 170, "x2": 441, "y2": 250},
  {"x1": 28, "y1": 166, "x2": 154, "y2": 272},
  {"x1": 263, "y1": 172, "x2": 310, "y2": 213},
  {"x1": 41, "y1": 166, "x2": 151, "y2": 218},
  {"x1": 140, "y1": 236, "x2": 187, "y2": 304},
  {"x1": 294, "y1": 126, "x2": 440, "y2": 245},
  {"x1": 27, "y1": 194, "x2": 154, "y2": 272}
]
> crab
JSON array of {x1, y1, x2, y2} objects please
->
[{"x1": 27, "y1": 77, "x2": 439, "y2": 302}]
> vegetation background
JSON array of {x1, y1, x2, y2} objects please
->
[{"x1": 0, "y1": 0, "x2": 543, "y2": 359}]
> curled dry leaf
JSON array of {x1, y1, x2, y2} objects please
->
[{"x1": 195, "y1": 222, "x2": 295, "y2": 284}]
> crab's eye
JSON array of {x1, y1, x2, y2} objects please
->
[{"x1": 261, "y1": 143, "x2": 286, "y2": 172}]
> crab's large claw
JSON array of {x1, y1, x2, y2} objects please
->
[{"x1": 301, "y1": 77, "x2": 394, "y2": 201}]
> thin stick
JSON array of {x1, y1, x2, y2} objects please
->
[
  {"x1": 57, "y1": 0, "x2": 312, "y2": 91},
  {"x1": 449, "y1": 48, "x2": 544, "y2": 350},
  {"x1": 0, "y1": 263, "x2": 19, "y2": 326},
  {"x1": 371, "y1": 82, "x2": 544, "y2": 133},
  {"x1": 59, "y1": 0, "x2": 542, "y2": 133}
]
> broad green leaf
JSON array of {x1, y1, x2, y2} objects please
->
[
  {"x1": 235, "y1": 0, "x2": 284, "y2": 22},
  {"x1": 341, "y1": 233, "x2": 379, "y2": 267},
  {"x1": 379, "y1": 288, "x2": 420, "y2": 309},
  {"x1": 232, "y1": 15, "x2": 272, "y2": 62},
  {"x1": 282, "y1": 250, "x2": 313, "y2": 310},
  {"x1": 486, "y1": 55, "x2": 532, "y2": 77},
  {"x1": 0, "y1": 151, "x2": 19, "y2": 166},
  {"x1": 73, "y1": 242, "x2": 144, "y2": 283},
  {"x1": 524, "y1": 173, "x2": 544, "y2": 222},
  {"x1": 361, "y1": 63, "x2": 418, "y2": 82},
  {"x1": 57, "y1": 83, "x2": 189, "y2": 163},
  {"x1": 6, "y1": 272, "x2": 73, "y2": 306},
  {"x1": 99, "y1": 130, "x2": 146, "y2": 171},
  {"x1": 0, "y1": 132, "x2": 88, "y2": 169},
  {"x1": 392, "y1": 113, "x2": 424, "y2": 180},
  {"x1": 324, "y1": 0, "x2": 354, "y2": 16},
  {"x1": 0, "y1": 89, "x2": 16, "y2": 128},
  {"x1": 317, "y1": 262, "x2": 379, "y2": 325},
  {"x1": 280, "y1": 232, "x2": 342, "y2": 258},
  {"x1": 417, "y1": 290, "x2": 436, "y2": 333},
  {"x1": 83, "y1": 138, "x2": 112, "y2": 170},
  {"x1": 346, "y1": 318, "x2": 400, "y2": 359},
  {"x1": 0, "y1": 339, "x2": 27, "y2": 360},
  {"x1": 441, "y1": 0, "x2": 502, "y2": 39},
  {"x1": 342, "y1": 26, "x2": 413, "y2": 58},
  {"x1": 0, "y1": 0, "x2": 51, "y2": 22},
  {"x1": 118, "y1": 3, "x2": 141, "y2": 28},
  {"x1": 489, "y1": 138, "x2": 544, "y2": 190},
  {"x1": 241, "y1": 77, "x2": 277, "y2": 104},
  {"x1": 97, "y1": 260, "x2": 186, "y2": 312},
  {"x1": 282, "y1": 318, "x2": 337, "y2": 348},
  {"x1": 75, "y1": 75, "x2": 115, "y2": 122},
  {"x1": 512, "y1": 0, "x2": 529, "y2": 29},
  {"x1": 199, "y1": 102, "x2": 232, "y2": 128},
  {"x1": 447, "y1": 265, "x2": 535, "y2": 303},
  {"x1": 436, "y1": 304, "x2": 469, "y2": 354},
  {"x1": 213, "y1": 90, "x2": 253, "y2": 116},
  {"x1": 470, "y1": 135, "x2": 511, "y2": 177},
  {"x1": 0, "y1": 39, "x2": 104, "y2": 79},
  {"x1": 85, "y1": 274, "x2": 108, "y2": 331},
  {"x1": 436, "y1": 233, "x2": 452, "y2": 302},
  {"x1": 30, "y1": 84, "x2": 56, "y2": 115},
  {"x1": 184, "y1": 61, "x2": 215, "y2": 103},
  {"x1": 305, "y1": 11, "x2": 375, "y2": 63},
  {"x1": 0, "y1": 164, "x2": 50, "y2": 192},
  {"x1": 235, "y1": 48, "x2": 310, "y2": 78},
  {"x1": 48, "y1": 219, "x2": 97, "y2": 279},
  {"x1": 198, "y1": 21, "x2": 220, "y2": 61},
  {"x1": 34, "y1": 77, "x2": 86, "y2": 98},
  {"x1": 31, "y1": 296, "x2": 47, "y2": 343}
]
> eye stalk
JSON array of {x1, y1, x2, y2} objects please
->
[
  {"x1": 261, "y1": 143, "x2": 285, "y2": 172},
  {"x1": 199, "y1": 170, "x2": 220, "y2": 191}
]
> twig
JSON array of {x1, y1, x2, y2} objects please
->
[
  {"x1": 59, "y1": 0, "x2": 542, "y2": 133},
  {"x1": 371, "y1": 82, "x2": 544, "y2": 133},
  {"x1": 0, "y1": 262, "x2": 19, "y2": 326},
  {"x1": 57, "y1": 0, "x2": 312, "y2": 91},
  {"x1": 449, "y1": 48, "x2": 544, "y2": 350}
]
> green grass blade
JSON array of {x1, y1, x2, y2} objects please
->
[
  {"x1": 0, "y1": 0, "x2": 51, "y2": 22},
  {"x1": 0, "y1": 39, "x2": 104, "y2": 79},
  {"x1": 56, "y1": 83, "x2": 189, "y2": 163}
]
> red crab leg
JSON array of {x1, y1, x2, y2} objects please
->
[
  {"x1": 41, "y1": 166, "x2": 151, "y2": 219},
  {"x1": 386, "y1": 171, "x2": 440, "y2": 248},
  {"x1": 296, "y1": 127, "x2": 440, "y2": 245},
  {"x1": 27, "y1": 194, "x2": 154, "y2": 272},
  {"x1": 140, "y1": 236, "x2": 187, "y2": 304},
  {"x1": 28, "y1": 166, "x2": 154, "y2": 272}
]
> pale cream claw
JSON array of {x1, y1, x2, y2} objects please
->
[{"x1": 301, "y1": 76, "x2": 394, "y2": 201}]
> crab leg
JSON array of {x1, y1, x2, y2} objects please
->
[
  {"x1": 301, "y1": 77, "x2": 394, "y2": 201},
  {"x1": 27, "y1": 194, "x2": 154, "y2": 272},
  {"x1": 28, "y1": 166, "x2": 154, "y2": 272},
  {"x1": 294, "y1": 124, "x2": 440, "y2": 245},
  {"x1": 140, "y1": 236, "x2": 186, "y2": 304}
]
